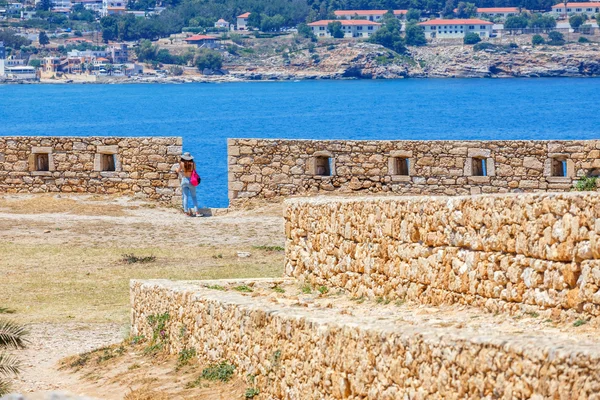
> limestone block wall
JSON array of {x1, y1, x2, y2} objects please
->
[
  {"x1": 0, "y1": 137, "x2": 182, "y2": 202},
  {"x1": 285, "y1": 192, "x2": 600, "y2": 317},
  {"x1": 131, "y1": 279, "x2": 600, "y2": 399},
  {"x1": 228, "y1": 139, "x2": 600, "y2": 201}
]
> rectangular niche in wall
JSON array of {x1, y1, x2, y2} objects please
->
[
  {"x1": 95, "y1": 145, "x2": 121, "y2": 172},
  {"x1": 388, "y1": 150, "x2": 413, "y2": 182},
  {"x1": 315, "y1": 156, "x2": 331, "y2": 176},
  {"x1": 35, "y1": 153, "x2": 49, "y2": 171},
  {"x1": 472, "y1": 157, "x2": 487, "y2": 176},
  {"x1": 29, "y1": 147, "x2": 55, "y2": 174},
  {"x1": 551, "y1": 158, "x2": 567, "y2": 177},
  {"x1": 101, "y1": 154, "x2": 116, "y2": 172},
  {"x1": 393, "y1": 157, "x2": 409, "y2": 175}
]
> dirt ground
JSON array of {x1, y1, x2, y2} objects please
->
[{"x1": 0, "y1": 194, "x2": 285, "y2": 398}]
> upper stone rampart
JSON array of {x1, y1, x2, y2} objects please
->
[{"x1": 228, "y1": 138, "x2": 600, "y2": 201}]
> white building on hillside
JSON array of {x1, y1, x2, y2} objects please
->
[
  {"x1": 101, "y1": 0, "x2": 126, "y2": 16},
  {"x1": 419, "y1": 19, "x2": 493, "y2": 38},
  {"x1": 333, "y1": 9, "x2": 406, "y2": 21},
  {"x1": 551, "y1": 2, "x2": 600, "y2": 17},
  {"x1": 237, "y1": 12, "x2": 250, "y2": 30},
  {"x1": 475, "y1": 7, "x2": 524, "y2": 18},
  {"x1": 0, "y1": 57, "x2": 36, "y2": 80},
  {"x1": 72, "y1": 0, "x2": 102, "y2": 12},
  {"x1": 215, "y1": 18, "x2": 230, "y2": 29},
  {"x1": 51, "y1": 0, "x2": 71, "y2": 10},
  {"x1": 308, "y1": 19, "x2": 381, "y2": 38}
]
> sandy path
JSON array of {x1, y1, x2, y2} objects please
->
[{"x1": 10, "y1": 323, "x2": 123, "y2": 399}]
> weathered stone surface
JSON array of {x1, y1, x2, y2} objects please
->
[
  {"x1": 285, "y1": 192, "x2": 600, "y2": 317},
  {"x1": 131, "y1": 278, "x2": 600, "y2": 400},
  {"x1": 228, "y1": 139, "x2": 599, "y2": 202},
  {"x1": 0, "y1": 137, "x2": 181, "y2": 203}
]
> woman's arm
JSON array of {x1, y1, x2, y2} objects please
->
[{"x1": 175, "y1": 162, "x2": 182, "y2": 174}]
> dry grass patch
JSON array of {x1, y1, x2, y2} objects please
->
[
  {"x1": 0, "y1": 195, "x2": 130, "y2": 216},
  {"x1": 0, "y1": 243, "x2": 283, "y2": 324}
]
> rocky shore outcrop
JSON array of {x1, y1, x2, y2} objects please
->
[{"x1": 22, "y1": 41, "x2": 600, "y2": 84}]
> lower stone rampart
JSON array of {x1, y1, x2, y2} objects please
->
[
  {"x1": 131, "y1": 279, "x2": 600, "y2": 399},
  {"x1": 285, "y1": 192, "x2": 600, "y2": 317}
]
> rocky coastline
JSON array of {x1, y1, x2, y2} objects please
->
[{"x1": 4, "y1": 41, "x2": 600, "y2": 84}]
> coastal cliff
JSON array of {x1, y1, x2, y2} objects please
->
[{"x1": 224, "y1": 41, "x2": 600, "y2": 80}]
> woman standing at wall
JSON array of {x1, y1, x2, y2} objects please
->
[{"x1": 176, "y1": 152, "x2": 200, "y2": 217}]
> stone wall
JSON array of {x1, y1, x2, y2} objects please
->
[
  {"x1": 228, "y1": 139, "x2": 600, "y2": 201},
  {"x1": 0, "y1": 136, "x2": 182, "y2": 202},
  {"x1": 131, "y1": 278, "x2": 600, "y2": 399},
  {"x1": 285, "y1": 192, "x2": 600, "y2": 317}
]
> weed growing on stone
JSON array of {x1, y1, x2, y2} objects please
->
[
  {"x1": 130, "y1": 335, "x2": 145, "y2": 345},
  {"x1": 318, "y1": 286, "x2": 329, "y2": 295},
  {"x1": 253, "y1": 245, "x2": 284, "y2": 252},
  {"x1": 245, "y1": 388, "x2": 260, "y2": 398},
  {"x1": 301, "y1": 285, "x2": 311, "y2": 294},
  {"x1": 121, "y1": 254, "x2": 156, "y2": 264},
  {"x1": 128, "y1": 363, "x2": 141, "y2": 370},
  {"x1": 177, "y1": 347, "x2": 197, "y2": 367},
  {"x1": 233, "y1": 285, "x2": 253, "y2": 293},
  {"x1": 273, "y1": 286, "x2": 285, "y2": 293},
  {"x1": 395, "y1": 299, "x2": 405, "y2": 307},
  {"x1": 574, "y1": 319, "x2": 587, "y2": 327},
  {"x1": 212, "y1": 254, "x2": 223, "y2": 259},
  {"x1": 544, "y1": 319, "x2": 553, "y2": 323},
  {"x1": 574, "y1": 176, "x2": 597, "y2": 191},
  {"x1": 144, "y1": 312, "x2": 169, "y2": 355},
  {"x1": 351, "y1": 296, "x2": 366, "y2": 304},
  {"x1": 376, "y1": 297, "x2": 391, "y2": 305},
  {"x1": 525, "y1": 311, "x2": 540, "y2": 318},
  {"x1": 200, "y1": 361, "x2": 236, "y2": 382},
  {"x1": 0, "y1": 307, "x2": 15, "y2": 314},
  {"x1": 206, "y1": 284, "x2": 225, "y2": 291}
]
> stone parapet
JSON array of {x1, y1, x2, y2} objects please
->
[
  {"x1": 131, "y1": 278, "x2": 600, "y2": 399},
  {"x1": 285, "y1": 192, "x2": 600, "y2": 317},
  {"x1": 228, "y1": 139, "x2": 600, "y2": 201},
  {"x1": 0, "y1": 136, "x2": 182, "y2": 203}
]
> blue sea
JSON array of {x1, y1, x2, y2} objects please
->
[{"x1": 1, "y1": 79, "x2": 600, "y2": 207}]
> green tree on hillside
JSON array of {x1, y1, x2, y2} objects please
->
[
  {"x1": 532, "y1": 34, "x2": 545, "y2": 45},
  {"x1": 405, "y1": 23, "x2": 427, "y2": 46},
  {"x1": 463, "y1": 32, "x2": 481, "y2": 44},
  {"x1": 297, "y1": 23, "x2": 316, "y2": 41},
  {"x1": 195, "y1": 49, "x2": 222, "y2": 71},
  {"x1": 247, "y1": 12, "x2": 261, "y2": 29},
  {"x1": 368, "y1": 15, "x2": 406, "y2": 53},
  {"x1": 38, "y1": 31, "x2": 49, "y2": 47},
  {"x1": 548, "y1": 30, "x2": 564, "y2": 45},
  {"x1": 405, "y1": 8, "x2": 421, "y2": 21},
  {"x1": 569, "y1": 14, "x2": 586, "y2": 31},
  {"x1": 327, "y1": 21, "x2": 344, "y2": 38},
  {"x1": 455, "y1": 2, "x2": 477, "y2": 18},
  {"x1": 504, "y1": 15, "x2": 528, "y2": 33},
  {"x1": 135, "y1": 39, "x2": 158, "y2": 61}
]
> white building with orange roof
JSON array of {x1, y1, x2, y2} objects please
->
[
  {"x1": 333, "y1": 9, "x2": 406, "y2": 22},
  {"x1": 237, "y1": 12, "x2": 250, "y2": 30},
  {"x1": 308, "y1": 19, "x2": 381, "y2": 38},
  {"x1": 101, "y1": 0, "x2": 126, "y2": 16},
  {"x1": 552, "y1": 2, "x2": 600, "y2": 17},
  {"x1": 475, "y1": 7, "x2": 524, "y2": 18},
  {"x1": 215, "y1": 18, "x2": 230, "y2": 29},
  {"x1": 418, "y1": 18, "x2": 493, "y2": 38}
]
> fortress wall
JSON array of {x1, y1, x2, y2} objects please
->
[
  {"x1": 131, "y1": 279, "x2": 600, "y2": 399},
  {"x1": 0, "y1": 136, "x2": 182, "y2": 202},
  {"x1": 228, "y1": 139, "x2": 600, "y2": 201},
  {"x1": 285, "y1": 192, "x2": 600, "y2": 317}
]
